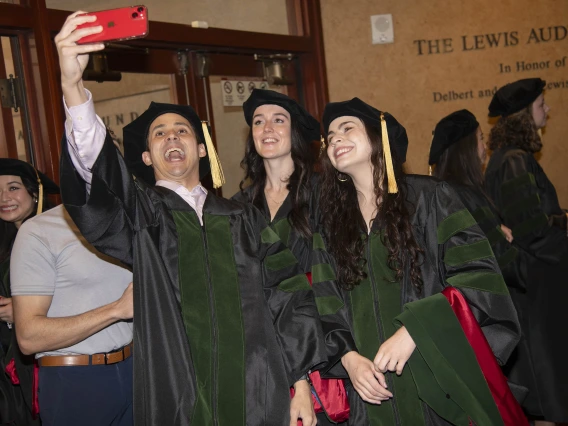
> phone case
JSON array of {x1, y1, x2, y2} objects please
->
[{"x1": 77, "y1": 6, "x2": 149, "y2": 44}]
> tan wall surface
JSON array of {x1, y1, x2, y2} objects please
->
[
  {"x1": 321, "y1": 0, "x2": 568, "y2": 206},
  {"x1": 46, "y1": 0, "x2": 289, "y2": 34}
]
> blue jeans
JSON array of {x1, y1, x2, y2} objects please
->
[{"x1": 39, "y1": 355, "x2": 133, "y2": 426}]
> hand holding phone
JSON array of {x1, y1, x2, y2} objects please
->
[{"x1": 76, "y1": 6, "x2": 149, "y2": 45}]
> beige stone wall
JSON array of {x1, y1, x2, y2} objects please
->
[
  {"x1": 321, "y1": 0, "x2": 568, "y2": 206},
  {"x1": 46, "y1": 0, "x2": 289, "y2": 34}
]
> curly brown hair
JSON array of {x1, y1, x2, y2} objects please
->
[
  {"x1": 488, "y1": 106, "x2": 542, "y2": 153},
  {"x1": 318, "y1": 118, "x2": 423, "y2": 291}
]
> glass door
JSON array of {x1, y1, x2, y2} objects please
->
[{"x1": 0, "y1": 35, "x2": 32, "y2": 161}]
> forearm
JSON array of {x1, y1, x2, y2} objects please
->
[
  {"x1": 62, "y1": 79, "x2": 89, "y2": 107},
  {"x1": 15, "y1": 299, "x2": 122, "y2": 355}
]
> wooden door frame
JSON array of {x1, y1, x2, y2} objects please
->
[{"x1": 0, "y1": 0, "x2": 329, "y2": 188}]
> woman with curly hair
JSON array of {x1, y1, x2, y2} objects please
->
[
  {"x1": 233, "y1": 89, "x2": 353, "y2": 425},
  {"x1": 316, "y1": 98, "x2": 524, "y2": 425},
  {"x1": 0, "y1": 158, "x2": 59, "y2": 425},
  {"x1": 485, "y1": 78, "x2": 568, "y2": 425}
]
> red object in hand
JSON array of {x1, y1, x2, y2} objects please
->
[
  {"x1": 290, "y1": 371, "x2": 350, "y2": 425},
  {"x1": 289, "y1": 272, "x2": 350, "y2": 425},
  {"x1": 76, "y1": 6, "x2": 149, "y2": 44}
]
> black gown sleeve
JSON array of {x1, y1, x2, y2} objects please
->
[
  {"x1": 309, "y1": 232, "x2": 357, "y2": 379},
  {"x1": 423, "y1": 181, "x2": 521, "y2": 365},
  {"x1": 60, "y1": 132, "x2": 151, "y2": 267},
  {"x1": 248, "y1": 206, "x2": 328, "y2": 385},
  {"x1": 486, "y1": 151, "x2": 566, "y2": 264}
]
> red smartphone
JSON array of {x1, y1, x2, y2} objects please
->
[{"x1": 76, "y1": 6, "x2": 149, "y2": 45}]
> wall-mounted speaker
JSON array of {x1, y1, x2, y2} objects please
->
[{"x1": 371, "y1": 14, "x2": 394, "y2": 45}]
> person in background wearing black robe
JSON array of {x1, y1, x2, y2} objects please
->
[
  {"x1": 315, "y1": 98, "x2": 524, "y2": 425},
  {"x1": 233, "y1": 89, "x2": 354, "y2": 424},
  {"x1": 55, "y1": 12, "x2": 328, "y2": 426},
  {"x1": 0, "y1": 159, "x2": 58, "y2": 425},
  {"x1": 485, "y1": 78, "x2": 568, "y2": 425},
  {"x1": 429, "y1": 109, "x2": 538, "y2": 405}
]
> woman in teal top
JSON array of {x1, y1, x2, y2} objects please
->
[{"x1": 315, "y1": 98, "x2": 521, "y2": 426}]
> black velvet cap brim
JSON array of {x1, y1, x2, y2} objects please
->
[
  {"x1": 488, "y1": 78, "x2": 546, "y2": 117},
  {"x1": 429, "y1": 109, "x2": 479, "y2": 165},
  {"x1": 322, "y1": 97, "x2": 408, "y2": 163},
  {"x1": 0, "y1": 158, "x2": 59, "y2": 193},
  {"x1": 243, "y1": 89, "x2": 321, "y2": 141}
]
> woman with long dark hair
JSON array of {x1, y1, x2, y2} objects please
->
[
  {"x1": 430, "y1": 110, "x2": 519, "y2": 282},
  {"x1": 316, "y1": 98, "x2": 523, "y2": 426},
  {"x1": 485, "y1": 78, "x2": 568, "y2": 425},
  {"x1": 233, "y1": 89, "x2": 354, "y2": 424},
  {"x1": 0, "y1": 158, "x2": 59, "y2": 425},
  {"x1": 429, "y1": 109, "x2": 541, "y2": 409},
  {"x1": 234, "y1": 89, "x2": 317, "y2": 258}
]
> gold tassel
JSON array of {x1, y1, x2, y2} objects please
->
[
  {"x1": 202, "y1": 122, "x2": 225, "y2": 189},
  {"x1": 34, "y1": 169, "x2": 44, "y2": 215},
  {"x1": 380, "y1": 113, "x2": 398, "y2": 194},
  {"x1": 428, "y1": 132, "x2": 434, "y2": 176},
  {"x1": 319, "y1": 135, "x2": 326, "y2": 158}
]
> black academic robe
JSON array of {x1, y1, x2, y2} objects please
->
[
  {"x1": 0, "y1": 258, "x2": 39, "y2": 426},
  {"x1": 485, "y1": 146, "x2": 568, "y2": 421},
  {"x1": 59, "y1": 133, "x2": 328, "y2": 426},
  {"x1": 316, "y1": 175, "x2": 521, "y2": 426},
  {"x1": 449, "y1": 184, "x2": 536, "y2": 404},
  {"x1": 232, "y1": 182, "x2": 357, "y2": 425},
  {"x1": 449, "y1": 185, "x2": 523, "y2": 288}
]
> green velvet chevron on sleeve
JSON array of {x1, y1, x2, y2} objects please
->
[{"x1": 437, "y1": 209, "x2": 477, "y2": 244}]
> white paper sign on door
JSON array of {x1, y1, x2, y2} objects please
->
[{"x1": 221, "y1": 78, "x2": 283, "y2": 107}]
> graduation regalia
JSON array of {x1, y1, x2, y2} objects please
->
[
  {"x1": 485, "y1": 146, "x2": 568, "y2": 421},
  {"x1": 484, "y1": 78, "x2": 568, "y2": 421},
  {"x1": 59, "y1": 102, "x2": 327, "y2": 426},
  {"x1": 319, "y1": 176, "x2": 522, "y2": 426},
  {"x1": 235, "y1": 90, "x2": 353, "y2": 424},
  {"x1": 0, "y1": 158, "x2": 58, "y2": 426},
  {"x1": 428, "y1": 110, "x2": 526, "y2": 293},
  {"x1": 316, "y1": 100, "x2": 522, "y2": 426}
]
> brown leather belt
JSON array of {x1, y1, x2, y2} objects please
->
[{"x1": 39, "y1": 342, "x2": 133, "y2": 367}]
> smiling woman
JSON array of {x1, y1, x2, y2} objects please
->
[
  {"x1": 0, "y1": 175, "x2": 35, "y2": 228},
  {"x1": 315, "y1": 97, "x2": 525, "y2": 426},
  {"x1": 0, "y1": 158, "x2": 59, "y2": 425}
]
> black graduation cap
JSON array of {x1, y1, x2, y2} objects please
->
[
  {"x1": 122, "y1": 102, "x2": 224, "y2": 188},
  {"x1": 0, "y1": 158, "x2": 59, "y2": 215},
  {"x1": 322, "y1": 98, "x2": 408, "y2": 163},
  {"x1": 322, "y1": 98, "x2": 408, "y2": 193},
  {"x1": 429, "y1": 109, "x2": 479, "y2": 166},
  {"x1": 488, "y1": 78, "x2": 546, "y2": 117},
  {"x1": 243, "y1": 89, "x2": 321, "y2": 141}
]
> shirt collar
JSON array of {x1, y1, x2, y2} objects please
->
[{"x1": 155, "y1": 180, "x2": 208, "y2": 196}]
